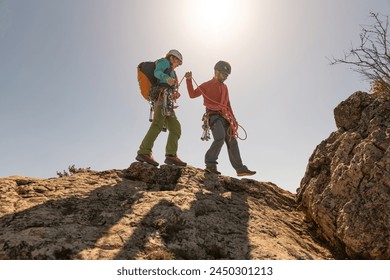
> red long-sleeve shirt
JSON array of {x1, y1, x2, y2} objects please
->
[{"x1": 186, "y1": 77, "x2": 235, "y2": 119}]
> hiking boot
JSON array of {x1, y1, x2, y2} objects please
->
[
  {"x1": 164, "y1": 156, "x2": 187, "y2": 166},
  {"x1": 237, "y1": 167, "x2": 256, "y2": 177},
  {"x1": 135, "y1": 154, "x2": 159, "y2": 166},
  {"x1": 205, "y1": 166, "x2": 221, "y2": 175}
]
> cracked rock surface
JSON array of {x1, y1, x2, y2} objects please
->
[
  {"x1": 297, "y1": 92, "x2": 390, "y2": 259},
  {"x1": 1, "y1": 164, "x2": 333, "y2": 260}
]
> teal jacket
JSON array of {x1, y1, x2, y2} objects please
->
[{"x1": 154, "y1": 58, "x2": 176, "y2": 86}]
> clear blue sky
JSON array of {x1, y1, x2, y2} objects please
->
[{"x1": 1, "y1": 0, "x2": 389, "y2": 193}]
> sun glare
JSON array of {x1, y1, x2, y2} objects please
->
[
  {"x1": 184, "y1": 0, "x2": 253, "y2": 44},
  {"x1": 198, "y1": 0, "x2": 235, "y2": 28}
]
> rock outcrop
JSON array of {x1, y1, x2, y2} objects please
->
[
  {"x1": 297, "y1": 91, "x2": 390, "y2": 259},
  {"x1": 0, "y1": 163, "x2": 334, "y2": 260}
]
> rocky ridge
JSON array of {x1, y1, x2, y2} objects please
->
[{"x1": 0, "y1": 163, "x2": 333, "y2": 260}]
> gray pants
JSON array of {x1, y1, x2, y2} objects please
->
[{"x1": 205, "y1": 115, "x2": 246, "y2": 171}]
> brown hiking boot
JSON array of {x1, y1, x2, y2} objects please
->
[
  {"x1": 136, "y1": 154, "x2": 159, "y2": 166},
  {"x1": 205, "y1": 166, "x2": 221, "y2": 175},
  {"x1": 237, "y1": 167, "x2": 256, "y2": 177},
  {"x1": 164, "y1": 156, "x2": 187, "y2": 166}
]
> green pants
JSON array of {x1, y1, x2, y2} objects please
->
[{"x1": 137, "y1": 106, "x2": 181, "y2": 156}]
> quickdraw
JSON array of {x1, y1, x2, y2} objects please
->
[
  {"x1": 148, "y1": 87, "x2": 177, "y2": 132},
  {"x1": 201, "y1": 113, "x2": 211, "y2": 141},
  {"x1": 148, "y1": 75, "x2": 185, "y2": 120},
  {"x1": 148, "y1": 86, "x2": 177, "y2": 120},
  {"x1": 161, "y1": 88, "x2": 175, "y2": 117}
]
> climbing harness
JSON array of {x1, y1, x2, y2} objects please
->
[
  {"x1": 200, "y1": 111, "x2": 248, "y2": 141},
  {"x1": 146, "y1": 75, "x2": 185, "y2": 133},
  {"x1": 147, "y1": 87, "x2": 175, "y2": 132},
  {"x1": 191, "y1": 77, "x2": 248, "y2": 141}
]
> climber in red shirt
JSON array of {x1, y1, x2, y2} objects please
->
[{"x1": 185, "y1": 61, "x2": 256, "y2": 176}]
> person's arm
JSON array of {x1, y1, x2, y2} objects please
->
[{"x1": 185, "y1": 71, "x2": 202, "y2": 99}]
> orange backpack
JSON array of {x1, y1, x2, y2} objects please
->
[{"x1": 137, "y1": 61, "x2": 157, "y2": 100}]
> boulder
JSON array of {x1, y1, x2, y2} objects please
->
[{"x1": 297, "y1": 91, "x2": 390, "y2": 259}]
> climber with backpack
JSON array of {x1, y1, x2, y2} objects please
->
[
  {"x1": 185, "y1": 61, "x2": 256, "y2": 176},
  {"x1": 135, "y1": 49, "x2": 187, "y2": 167}
]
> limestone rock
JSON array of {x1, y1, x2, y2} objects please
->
[
  {"x1": 0, "y1": 163, "x2": 333, "y2": 260},
  {"x1": 297, "y1": 91, "x2": 390, "y2": 259}
]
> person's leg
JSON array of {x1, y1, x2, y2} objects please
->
[
  {"x1": 163, "y1": 113, "x2": 187, "y2": 166},
  {"x1": 225, "y1": 133, "x2": 245, "y2": 170},
  {"x1": 137, "y1": 106, "x2": 165, "y2": 155},
  {"x1": 164, "y1": 113, "x2": 181, "y2": 157},
  {"x1": 225, "y1": 130, "x2": 256, "y2": 176},
  {"x1": 205, "y1": 116, "x2": 225, "y2": 169}
]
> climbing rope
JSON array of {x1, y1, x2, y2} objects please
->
[{"x1": 189, "y1": 76, "x2": 248, "y2": 141}]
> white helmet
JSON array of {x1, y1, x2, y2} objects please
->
[{"x1": 166, "y1": 49, "x2": 183, "y2": 63}]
